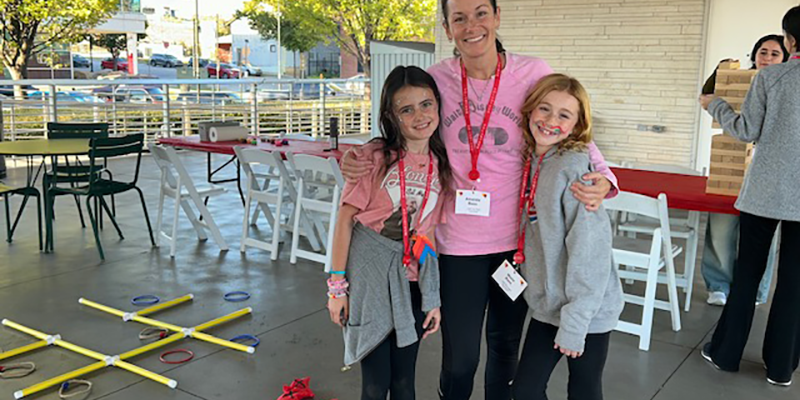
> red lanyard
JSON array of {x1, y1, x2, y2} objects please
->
[
  {"x1": 513, "y1": 153, "x2": 545, "y2": 265},
  {"x1": 461, "y1": 53, "x2": 503, "y2": 181},
  {"x1": 792, "y1": 55, "x2": 800, "y2": 60},
  {"x1": 399, "y1": 152, "x2": 435, "y2": 267}
]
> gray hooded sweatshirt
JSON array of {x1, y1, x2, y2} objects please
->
[{"x1": 521, "y1": 148, "x2": 623, "y2": 353}]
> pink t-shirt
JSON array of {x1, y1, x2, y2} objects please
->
[
  {"x1": 340, "y1": 142, "x2": 445, "y2": 281},
  {"x1": 427, "y1": 53, "x2": 618, "y2": 256}
]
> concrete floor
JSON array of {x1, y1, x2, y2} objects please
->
[{"x1": 0, "y1": 151, "x2": 796, "y2": 400}]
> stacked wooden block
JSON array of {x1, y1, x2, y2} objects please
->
[
  {"x1": 706, "y1": 61, "x2": 757, "y2": 196},
  {"x1": 712, "y1": 61, "x2": 757, "y2": 129}
]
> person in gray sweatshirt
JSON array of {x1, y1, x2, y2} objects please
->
[
  {"x1": 510, "y1": 74, "x2": 623, "y2": 400},
  {"x1": 697, "y1": 5, "x2": 800, "y2": 387}
]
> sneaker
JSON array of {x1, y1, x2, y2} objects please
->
[
  {"x1": 701, "y1": 343, "x2": 721, "y2": 370},
  {"x1": 707, "y1": 291, "x2": 727, "y2": 306},
  {"x1": 767, "y1": 377, "x2": 792, "y2": 387},
  {"x1": 276, "y1": 377, "x2": 315, "y2": 400}
]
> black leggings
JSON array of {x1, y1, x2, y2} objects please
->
[
  {"x1": 439, "y1": 251, "x2": 529, "y2": 400},
  {"x1": 512, "y1": 319, "x2": 610, "y2": 400},
  {"x1": 708, "y1": 212, "x2": 800, "y2": 382},
  {"x1": 360, "y1": 283, "x2": 425, "y2": 400}
]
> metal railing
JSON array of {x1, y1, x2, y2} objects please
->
[{"x1": 0, "y1": 77, "x2": 371, "y2": 143}]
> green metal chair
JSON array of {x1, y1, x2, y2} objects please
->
[
  {"x1": 1, "y1": 182, "x2": 42, "y2": 250},
  {"x1": 45, "y1": 122, "x2": 113, "y2": 229},
  {"x1": 45, "y1": 134, "x2": 155, "y2": 260}
]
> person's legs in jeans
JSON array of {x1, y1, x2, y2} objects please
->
[
  {"x1": 485, "y1": 251, "x2": 528, "y2": 400},
  {"x1": 701, "y1": 213, "x2": 738, "y2": 299},
  {"x1": 439, "y1": 254, "x2": 492, "y2": 400},
  {"x1": 762, "y1": 220, "x2": 800, "y2": 383},
  {"x1": 565, "y1": 331, "x2": 611, "y2": 400},
  {"x1": 707, "y1": 212, "x2": 779, "y2": 371},
  {"x1": 756, "y1": 225, "x2": 780, "y2": 304},
  {"x1": 511, "y1": 319, "x2": 562, "y2": 400},
  {"x1": 388, "y1": 283, "x2": 426, "y2": 400}
]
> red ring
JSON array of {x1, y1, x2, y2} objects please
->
[{"x1": 159, "y1": 349, "x2": 194, "y2": 364}]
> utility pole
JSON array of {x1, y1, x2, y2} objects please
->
[{"x1": 193, "y1": 0, "x2": 200, "y2": 78}]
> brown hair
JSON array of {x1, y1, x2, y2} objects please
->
[
  {"x1": 440, "y1": 0, "x2": 505, "y2": 55},
  {"x1": 520, "y1": 74, "x2": 593, "y2": 159}
]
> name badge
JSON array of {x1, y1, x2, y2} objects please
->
[
  {"x1": 455, "y1": 190, "x2": 490, "y2": 217},
  {"x1": 492, "y1": 260, "x2": 528, "y2": 301}
]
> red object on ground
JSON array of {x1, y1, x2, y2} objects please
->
[
  {"x1": 611, "y1": 167, "x2": 738, "y2": 215},
  {"x1": 101, "y1": 58, "x2": 128, "y2": 71},
  {"x1": 276, "y1": 377, "x2": 315, "y2": 400},
  {"x1": 158, "y1": 136, "x2": 358, "y2": 160}
]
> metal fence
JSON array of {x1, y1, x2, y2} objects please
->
[{"x1": 0, "y1": 77, "x2": 371, "y2": 143}]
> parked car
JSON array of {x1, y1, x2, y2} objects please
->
[
  {"x1": 257, "y1": 82, "x2": 336, "y2": 100},
  {"x1": 176, "y1": 92, "x2": 242, "y2": 104},
  {"x1": 149, "y1": 54, "x2": 184, "y2": 68},
  {"x1": 101, "y1": 58, "x2": 128, "y2": 71},
  {"x1": 72, "y1": 54, "x2": 91, "y2": 68},
  {"x1": 206, "y1": 63, "x2": 241, "y2": 79},
  {"x1": 0, "y1": 84, "x2": 36, "y2": 97},
  {"x1": 92, "y1": 85, "x2": 166, "y2": 103},
  {"x1": 240, "y1": 64, "x2": 263, "y2": 77},
  {"x1": 28, "y1": 91, "x2": 105, "y2": 103},
  {"x1": 188, "y1": 58, "x2": 210, "y2": 68}
]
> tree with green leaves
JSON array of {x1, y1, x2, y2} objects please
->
[
  {"x1": 93, "y1": 34, "x2": 126, "y2": 69},
  {"x1": 1, "y1": 0, "x2": 118, "y2": 93},
  {"x1": 239, "y1": 0, "x2": 436, "y2": 76}
]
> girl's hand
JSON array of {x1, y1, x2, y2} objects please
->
[
  {"x1": 327, "y1": 296, "x2": 349, "y2": 327},
  {"x1": 554, "y1": 343, "x2": 582, "y2": 358},
  {"x1": 699, "y1": 94, "x2": 716, "y2": 111},
  {"x1": 570, "y1": 173, "x2": 611, "y2": 211},
  {"x1": 421, "y1": 307, "x2": 441, "y2": 340},
  {"x1": 341, "y1": 148, "x2": 373, "y2": 183}
]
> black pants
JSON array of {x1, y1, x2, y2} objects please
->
[
  {"x1": 360, "y1": 283, "x2": 426, "y2": 400},
  {"x1": 707, "y1": 212, "x2": 800, "y2": 382},
  {"x1": 511, "y1": 319, "x2": 610, "y2": 400},
  {"x1": 439, "y1": 251, "x2": 529, "y2": 400}
]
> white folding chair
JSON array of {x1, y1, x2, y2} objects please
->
[
  {"x1": 617, "y1": 163, "x2": 703, "y2": 312},
  {"x1": 606, "y1": 192, "x2": 682, "y2": 351},
  {"x1": 149, "y1": 144, "x2": 229, "y2": 257},
  {"x1": 235, "y1": 147, "x2": 287, "y2": 260},
  {"x1": 288, "y1": 153, "x2": 344, "y2": 272}
]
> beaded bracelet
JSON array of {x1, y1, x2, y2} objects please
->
[{"x1": 327, "y1": 278, "x2": 349, "y2": 299}]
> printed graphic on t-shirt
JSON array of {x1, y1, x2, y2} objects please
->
[{"x1": 378, "y1": 164, "x2": 440, "y2": 241}]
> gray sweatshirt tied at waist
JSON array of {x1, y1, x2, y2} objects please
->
[
  {"x1": 521, "y1": 149, "x2": 623, "y2": 353},
  {"x1": 709, "y1": 58, "x2": 800, "y2": 222},
  {"x1": 343, "y1": 223, "x2": 441, "y2": 366}
]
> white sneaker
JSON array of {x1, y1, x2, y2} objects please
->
[
  {"x1": 707, "y1": 291, "x2": 727, "y2": 306},
  {"x1": 767, "y1": 377, "x2": 792, "y2": 387}
]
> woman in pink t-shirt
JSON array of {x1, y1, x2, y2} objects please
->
[{"x1": 342, "y1": 1, "x2": 618, "y2": 399}]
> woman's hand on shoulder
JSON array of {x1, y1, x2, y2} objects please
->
[
  {"x1": 570, "y1": 173, "x2": 611, "y2": 211},
  {"x1": 341, "y1": 147, "x2": 373, "y2": 182},
  {"x1": 422, "y1": 307, "x2": 441, "y2": 340}
]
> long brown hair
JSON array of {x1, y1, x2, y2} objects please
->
[
  {"x1": 440, "y1": 0, "x2": 505, "y2": 56},
  {"x1": 374, "y1": 65, "x2": 451, "y2": 189},
  {"x1": 521, "y1": 74, "x2": 593, "y2": 159}
]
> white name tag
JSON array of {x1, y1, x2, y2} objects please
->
[
  {"x1": 455, "y1": 189, "x2": 490, "y2": 217},
  {"x1": 492, "y1": 260, "x2": 528, "y2": 301}
]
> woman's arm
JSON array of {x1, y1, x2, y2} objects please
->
[
  {"x1": 701, "y1": 71, "x2": 768, "y2": 143},
  {"x1": 570, "y1": 142, "x2": 618, "y2": 211},
  {"x1": 327, "y1": 204, "x2": 360, "y2": 327}
]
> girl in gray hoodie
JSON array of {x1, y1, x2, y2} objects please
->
[{"x1": 510, "y1": 74, "x2": 623, "y2": 400}]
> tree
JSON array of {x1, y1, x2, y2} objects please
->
[
  {"x1": 240, "y1": 0, "x2": 435, "y2": 76},
  {"x1": 237, "y1": 2, "x2": 321, "y2": 55},
  {"x1": 93, "y1": 34, "x2": 126, "y2": 69},
  {"x1": 1, "y1": 0, "x2": 118, "y2": 95}
]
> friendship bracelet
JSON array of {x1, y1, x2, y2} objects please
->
[
  {"x1": 230, "y1": 334, "x2": 261, "y2": 348},
  {"x1": 329, "y1": 270, "x2": 346, "y2": 275},
  {"x1": 159, "y1": 349, "x2": 194, "y2": 364},
  {"x1": 138, "y1": 327, "x2": 170, "y2": 340},
  {"x1": 59, "y1": 379, "x2": 92, "y2": 399},
  {"x1": 326, "y1": 278, "x2": 349, "y2": 289},
  {"x1": 327, "y1": 290, "x2": 348, "y2": 299},
  {"x1": 223, "y1": 291, "x2": 251, "y2": 302},
  {"x1": 0, "y1": 362, "x2": 36, "y2": 379},
  {"x1": 131, "y1": 295, "x2": 160, "y2": 306}
]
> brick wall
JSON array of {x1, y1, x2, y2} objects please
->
[{"x1": 435, "y1": 0, "x2": 707, "y2": 166}]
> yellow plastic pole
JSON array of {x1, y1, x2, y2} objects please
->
[
  {"x1": 135, "y1": 294, "x2": 194, "y2": 317},
  {"x1": 114, "y1": 360, "x2": 177, "y2": 388},
  {"x1": 191, "y1": 331, "x2": 255, "y2": 354},
  {"x1": 13, "y1": 361, "x2": 106, "y2": 399},
  {"x1": 130, "y1": 315, "x2": 184, "y2": 333},
  {"x1": 78, "y1": 298, "x2": 126, "y2": 318},
  {"x1": 0, "y1": 340, "x2": 49, "y2": 361},
  {"x1": 53, "y1": 340, "x2": 108, "y2": 362},
  {"x1": 2, "y1": 319, "x2": 51, "y2": 340},
  {"x1": 193, "y1": 308, "x2": 252, "y2": 332},
  {"x1": 119, "y1": 333, "x2": 186, "y2": 360}
]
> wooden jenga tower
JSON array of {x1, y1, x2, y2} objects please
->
[{"x1": 706, "y1": 61, "x2": 758, "y2": 196}]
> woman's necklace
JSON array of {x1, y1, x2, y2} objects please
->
[{"x1": 469, "y1": 76, "x2": 493, "y2": 102}]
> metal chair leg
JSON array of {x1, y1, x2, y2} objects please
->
[
  {"x1": 86, "y1": 195, "x2": 104, "y2": 260},
  {"x1": 99, "y1": 197, "x2": 123, "y2": 240},
  {"x1": 3, "y1": 193, "x2": 10, "y2": 243},
  {"x1": 35, "y1": 193, "x2": 42, "y2": 251},
  {"x1": 134, "y1": 187, "x2": 156, "y2": 246}
]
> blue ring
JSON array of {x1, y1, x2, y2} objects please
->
[
  {"x1": 230, "y1": 334, "x2": 260, "y2": 347},
  {"x1": 131, "y1": 295, "x2": 160, "y2": 306},
  {"x1": 223, "y1": 291, "x2": 251, "y2": 302}
]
